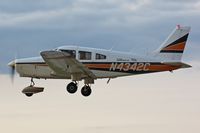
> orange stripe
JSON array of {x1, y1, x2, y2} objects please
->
[
  {"x1": 86, "y1": 64, "x2": 180, "y2": 71},
  {"x1": 36, "y1": 63, "x2": 180, "y2": 72},
  {"x1": 85, "y1": 64, "x2": 111, "y2": 69},
  {"x1": 163, "y1": 42, "x2": 185, "y2": 51}
]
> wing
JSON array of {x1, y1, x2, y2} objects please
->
[{"x1": 40, "y1": 50, "x2": 96, "y2": 80}]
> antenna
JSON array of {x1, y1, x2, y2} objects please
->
[
  {"x1": 109, "y1": 45, "x2": 115, "y2": 51},
  {"x1": 109, "y1": 41, "x2": 119, "y2": 51}
]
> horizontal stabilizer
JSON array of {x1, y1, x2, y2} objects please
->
[{"x1": 163, "y1": 62, "x2": 192, "y2": 68}]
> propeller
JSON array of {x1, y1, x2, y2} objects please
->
[{"x1": 8, "y1": 60, "x2": 16, "y2": 83}]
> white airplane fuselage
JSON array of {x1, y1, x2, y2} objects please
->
[{"x1": 14, "y1": 46, "x2": 163, "y2": 79}]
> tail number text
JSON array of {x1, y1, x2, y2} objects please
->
[{"x1": 110, "y1": 62, "x2": 150, "y2": 72}]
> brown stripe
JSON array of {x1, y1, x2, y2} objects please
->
[
  {"x1": 162, "y1": 42, "x2": 186, "y2": 51},
  {"x1": 86, "y1": 64, "x2": 180, "y2": 71},
  {"x1": 85, "y1": 64, "x2": 111, "y2": 69}
]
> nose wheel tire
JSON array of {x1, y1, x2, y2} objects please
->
[
  {"x1": 81, "y1": 85, "x2": 92, "y2": 97},
  {"x1": 25, "y1": 93, "x2": 33, "y2": 97},
  {"x1": 67, "y1": 82, "x2": 78, "y2": 94}
]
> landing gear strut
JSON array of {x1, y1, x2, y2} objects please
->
[
  {"x1": 30, "y1": 78, "x2": 35, "y2": 86},
  {"x1": 66, "y1": 82, "x2": 78, "y2": 94},
  {"x1": 22, "y1": 78, "x2": 44, "y2": 97}
]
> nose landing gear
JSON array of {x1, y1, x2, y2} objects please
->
[{"x1": 22, "y1": 78, "x2": 44, "y2": 97}]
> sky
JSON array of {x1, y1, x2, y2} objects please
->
[
  {"x1": 0, "y1": 0, "x2": 200, "y2": 72},
  {"x1": 0, "y1": 0, "x2": 200, "y2": 133}
]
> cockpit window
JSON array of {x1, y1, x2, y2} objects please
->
[
  {"x1": 79, "y1": 51, "x2": 91, "y2": 60},
  {"x1": 60, "y1": 49, "x2": 76, "y2": 58},
  {"x1": 96, "y1": 53, "x2": 106, "y2": 60}
]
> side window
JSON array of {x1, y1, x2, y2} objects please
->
[
  {"x1": 79, "y1": 51, "x2": 92, "y2": 60},
  {"x1": 96, "y1": 53, "x2": 106, "y2": 60},
  {"x1": 60, "y1": 49, "x2": 76, "y2": 58}
]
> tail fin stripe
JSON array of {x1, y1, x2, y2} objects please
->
[
  {"x1": 160, "y1": 50, "x2": 184, "y2": 53},
  {"x1": 161, "y1": 42, "x2": 185, "y2": 51},
  {"x1": 164, "y1": 33, "x2": 189, "y2": 48},
  {"x1": 160, "y1": 33, "x2": 189, "y2": 53}
]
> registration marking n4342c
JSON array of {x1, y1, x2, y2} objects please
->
[{"x1": 109, "y1": 62, "x2": 150, "y2": 72}]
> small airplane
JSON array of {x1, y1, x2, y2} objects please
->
[{"x1": 8, "y1": 25, "x2": 191, "y2": 97}]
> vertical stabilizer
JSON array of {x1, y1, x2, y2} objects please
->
[{"x1": 153, "y1": 25, "x2": 191, "y2": 61}]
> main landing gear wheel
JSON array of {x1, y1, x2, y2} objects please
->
[
  {"x1": 81, "y1": 85, "x2": 92, "y2": 97},
  {"x1": 67, "y1": 82, "x2": 78, "y2": 94}
]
